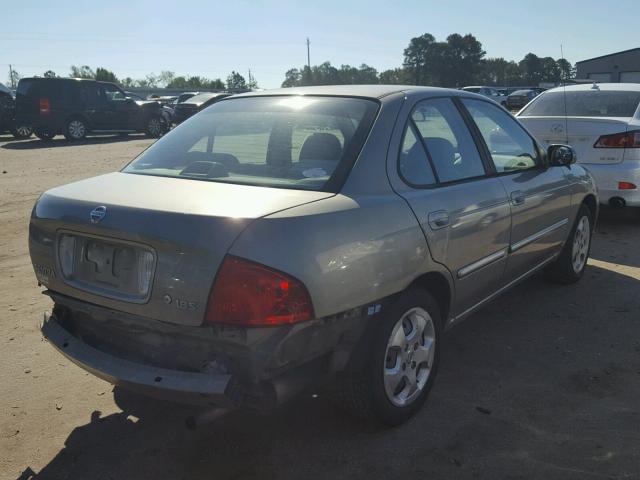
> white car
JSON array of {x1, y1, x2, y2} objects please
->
[{"x1": 517, "y1": 83, "x2": 640, "y2": 208}]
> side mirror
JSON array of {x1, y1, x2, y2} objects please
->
[{"x1": 548, "y1": 144, "x2": 576, "y2": 166}]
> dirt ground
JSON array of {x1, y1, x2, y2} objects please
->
[{"x1": 1, "y1": 133, "x2": 639, "y2": 480}]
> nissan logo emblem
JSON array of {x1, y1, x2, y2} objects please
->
[{"x1": 90, "y1": 206, "x2": 107, "y2": 224}]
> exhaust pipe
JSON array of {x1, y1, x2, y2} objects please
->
[{"x1": 609, "y1": 197, "x2": 626, "y2": 208}]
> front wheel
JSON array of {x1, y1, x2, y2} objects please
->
[
  {"x1": 545, "y1": 204, "x2": 593, "y2": 284},
  {"x1": 334, "y1": 288, "x2": 441, "y2": 426},
  {"x1": 145, "y1": 116, "x2": 164, "y2": 138}
]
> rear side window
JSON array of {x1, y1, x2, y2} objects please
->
[
  {"x1": 81, "y1": 83, "x2": 103, "y2": 108},
  {"x1": 123, "y1": 96, "x2": 378, "y2": 191},
  {"x1": 462, "y1": 99, "x2": 539, "y2": 173},
  {"x1": 410, "y1": 98, "x2": 486, "y2": 183},
  {"x1": 520, "y1": 90, "x2": 640, "y2": 117},
  {"x1": 398, "y1": 125, "x2": 436, "y2": 186}
]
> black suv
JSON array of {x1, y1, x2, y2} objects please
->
[
  {"x1": 15, "y1": 78, "x2": 166, "y2": 141},
  {"x1": 172, "y1": 92, "x2": 231, "y2": 125}
]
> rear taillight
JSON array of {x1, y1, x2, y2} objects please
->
[
  {"x1": 593, "y1": 130, "x2": 640, "y2": 148},
  {"x1": 619, "y1": 182, "x2": 637, "y2": 190},
  {"x1": 205, "y1": 256, "x2": 314, "y2": 327},
  {"x1": 39, "y1": 98, "x2": 51, "y2": 115}
]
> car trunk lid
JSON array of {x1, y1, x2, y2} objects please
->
[
  {"x1": 519, "y1": 116, "x2": 633, "y2": 165},
  {"x1": 30, "y1": 172, "x2": 333, "y2": 326}
]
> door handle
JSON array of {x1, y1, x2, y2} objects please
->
[
  {"x1": 510, "y1": 190, "x2": 525, "y2": 206},
  {"x1": 428, "y1": 210, "x2": 450, "y2": 230}
]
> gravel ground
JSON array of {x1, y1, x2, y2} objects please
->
[{"x1": 1, "y1": 133, "x2": 639, "y2": 480}]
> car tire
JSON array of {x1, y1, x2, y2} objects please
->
[
  {"x1": 544, "y1": 204, "x2": 593, "y2": 284},
  {"x1": 10, "y1": 124, "x2": 33, "y2": 139},
  {"x1": 145, "y1": 116, "x2": 164, "y2": 138},
  {"x1": 35, "y1": 128, "x2": 55, "y2": 141},
  {"x1": 334, "y1": 287, "x2": 442, "y2": 426},
  {"x1": 64, "y1": 117, "x2": 87, "y2": 141}
]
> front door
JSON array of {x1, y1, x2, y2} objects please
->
[
  {"x1": 460, "y1": 98, "x2": 573, "y2": 280},
  {"x1": 391, "y1": 97, "x2": 512, "y2": 316},
  {"x1": 101, "y1": 83, "x2": 137, "y2": 130}
]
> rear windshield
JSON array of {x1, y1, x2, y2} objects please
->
[
  {"x1": 123, "y1": 95, "x2": 378, "y2": 191},
  {"x1": 186, "y1": 93, "x2": 220, "y2": 104},
  {"x1": 520, "y1": 90, "x2": 640, "y2": 117},
  {"x1": 511, "y1": 90, "x2": 532, "y2": 96}
]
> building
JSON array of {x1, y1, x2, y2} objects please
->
[{"x1": 576, "y1": 48, "x2": 640, "y2": 83}]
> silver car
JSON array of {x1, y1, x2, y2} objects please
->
[{"x1": 30, "y1": 85, "x2": 597, "y2": 426}]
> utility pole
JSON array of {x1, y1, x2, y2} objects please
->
[
  {"x1": 9, "y1": 64, "x2": 15, "y2": 89},
  {"x1": 306, "y1": 37, "x2": 311, "y2": 70}
]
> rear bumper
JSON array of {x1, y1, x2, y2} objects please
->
[
  {"x1": 42, "y1": 311, "x2": 240, "y2": 407},
  {"x1": 582, "y1": 162, "x2": 640, "y2": 206},
  {"x1": 41, "y1": 293, "x2": 372, "y2": 408}
]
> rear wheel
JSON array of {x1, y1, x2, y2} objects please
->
[
  {"x1": 145, "y1": 116, "x2": 164, "y2": 138},
  {"x1": 64, "y1": 118, "x2": 87, "y2": 141},
  {"x1": 10, "y1": 124, "x2": 33, "y2": 139},
  {"x1": 545, "y1": 204, "x2": 593, "y2": 284},
  {"x1": 334, "y1": 288, "x2": 441, "y2": 426}
]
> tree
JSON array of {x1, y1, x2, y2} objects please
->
[
  {"x1": 158, "y1": 71, "x2": 175, "y2": 88},
  {"x1": 556, "y1": 58, "x2": 575, "y2": 81},
  {"x1": 403, "y1": 33, "x2": 436, "y2": 85},
  {"x1": 518, "y1": 53, "x2": 544, "y2": 85},
  {"x1": 206, "y1": 78, "x2": 225, "y2": 89},
  {"x1": 120, "y1": 77, "x2": 135, "y2": 88},
  {"x1": 43, "y1": 70, "x2": 57, "y2": 78},
  {"x1": 70, "y1": 65, "x2": 95, "y2": 79},
  {"x1": 8, "y1": 68, "x2": 21, "y2": 88},
  {"x1": 282, "y1": 68, "x2": 302, "y2": 87},
  {"x1": 379, "y1": 68, "x2": 409, "y2": 84},
  {"x1": 95, "y1": 67, "x2": 118, "y2": 83},
  {"x1": 226, "y1": 71, "x2": 247, "y2": 89},
  {"x1": 442, "y1": 33, "x2": 485, "y2": 87}
]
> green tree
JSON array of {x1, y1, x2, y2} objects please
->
[
  {"x1": 379, "y1": 68, "x2": 409, "y2": 84},
  {"x1": 442, "y1": 33, "x2": 485, "y2": 87},
  {"x1": 95, "y1": 67, "x2": 118, "y2": 83},
  {"x1": 120, "y1": 77, "x2": 135, "y2": 88},
  {"x1": 206, "y1": 78, "x2": 225, "y2": 89},
  {"x1": 158, "y1": 71, "x2": 175, "y2": 87},
  {"x1": 403, "y1": 33, "x2": 436, "y2": 85},
  {"x1": 518, "y1": 53, "x2": 544, "y2": 85},
  {"x1": 556, "y1": 58, "x2": 575, "y2": 80},
  {"x1": 70, "y1": 65, "x2": 95, "y2": 79},
  {"x1": 282, "y1": 68, "x2": 302, "y2": 87},
  {"x1": 226, "y1": 71, "x2": 247, "y2": 89},
  {"x1": 43, "y1": 70, "x2": 57, "y2": 78}
]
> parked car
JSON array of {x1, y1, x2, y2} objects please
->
[
  {"x1": 506, "y1": 89, "x2": 538, "y2": 110},
  {"x1": 0, "y1": 82, "x2": 33, "y2": 139},
  {"x1": 518, "y1": 83, "x2": 640, "y2": 208},
  {"x1": 461, "y1": 86, "x2": 507, "y2": 107},
  {"x1": 31, "y1": 86, "x2": 597, "y2": 426},
  {"x1": 175, "y1": 92, "x2": 198, "y2": 105},
  {"x1": 15, "y1": 78, "x2": 167, "y2": 140},
  {"x1": 172, "y1": 92, "x2": 232, "y2": 124}
]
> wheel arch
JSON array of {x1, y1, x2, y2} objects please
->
[
  {"x1": 408, "y1": 271, "x2": 453, "y2": 326},
  {"x1": 64, "y1": 113, "x2": 91, "y2": 130},
  {"x1": 581, "y1": 193, "x2": 598, "y2": 226}
]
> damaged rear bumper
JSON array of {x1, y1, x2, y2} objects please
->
[{"x1": 42, "y1": 311, "x2": 241, "y2": 408}]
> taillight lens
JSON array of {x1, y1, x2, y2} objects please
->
[
  {"x1": 39, "y1": 98, "x2": 51, "y2": 115},
  {"x1": 205, "y1": 256, "x2": 314, "y2": 326},
  {"x1": 619, "y1": 181, "x2": 637, "y2": 190},
  {"x1": 593, "y1": 130, "x2": 640, "y2": 148}
]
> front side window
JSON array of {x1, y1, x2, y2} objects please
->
[
  {"x1": 462, "y1": 98, "x2": 539, "y2": 173},
  {"x1": 102, "y1": 83, "x2": 126, "y2": 101},
  {"x1": 123, "y1": 96, "x2": 378, "y2": 191},
  {"x1": 520, "y1": 90, "x2": 640, "y2": 117},
  {"x1": 411, "y1": 98, "x2": 486, "y2": 183}
]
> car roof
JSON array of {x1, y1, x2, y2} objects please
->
[
  {"x1": 0, "y1": 82, "x2": 10, "y2": 94},
  {"x1": 545, "y1": 83, "x2": 640, "y2": 93},
  {"x1": 232, "y1": 84, "x2": 478, "y2": 100}
]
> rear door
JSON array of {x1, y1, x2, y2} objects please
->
[
  {"x1": 389, "y1": 96, "x2": 512, "y2": 316},
  {"x1": 461, "y1": 98, "x2": 573, "y2": 279},
  {"x1": 80, "y1": 81, "x2": 110, "y2": 129},
  {"x1": 101, "y1": 83, "x2": 138, "y2": 130}
]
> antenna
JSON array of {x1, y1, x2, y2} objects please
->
[
  {"x1": 560, "y1": 44, "x2": 569, "y2": 144},
  {"x1": 306, "y1": 37, "x2": 311, "y2": 70}
]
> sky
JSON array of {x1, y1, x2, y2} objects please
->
[{"x1": 1, "y1": 0, "x2": 638, "y2": 89}]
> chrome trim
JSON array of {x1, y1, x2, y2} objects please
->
[
  {"x1": 450, "y1": 253, "x2": 559, "y2": 326},
  {"x1": 510, "y1": 218, "x2": 569, "y2": 253},
  {"x1": 457, "y1": 248, "x2": 507, "y2": 279}
]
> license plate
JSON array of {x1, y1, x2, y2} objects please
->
[{"x1": 58, "y1": 233, "x2": 156, "y2": 302}]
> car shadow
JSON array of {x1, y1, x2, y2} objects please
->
[
  {"x1": 592, "y1": 206, "x2": 640, "y2": 268},
  {"x1": 17, "y1": 210, "x2": 640, "y2": 480},
  {"x1": 1, "y1": 134, "x2": 152, "y2": 150}
]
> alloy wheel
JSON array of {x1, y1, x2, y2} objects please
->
[
  {"x1": 383, "y1": 307, "x2": 436, "y2": 407},
  {"x1": 68, "y1": 120, "x2": 85, "y2": 139},
  {"x1": 147, "y1": 118, "x2": 162, "y2": 137},
  {"x1": 571, "y1": 215, "x2": 590, "y2": 273}
]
